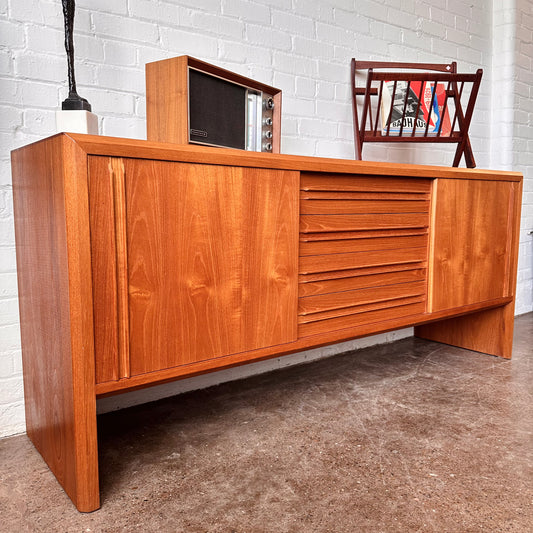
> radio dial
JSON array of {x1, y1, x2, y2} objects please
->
[{"x1": 265, "y1": 97, "x2": 275, "y2": 110}]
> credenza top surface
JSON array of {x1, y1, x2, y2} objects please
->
[{"x1": 12, "y1": 132, "x2": 522, "y2": 182}]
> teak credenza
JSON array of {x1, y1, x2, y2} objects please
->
[{"x1": 11, "y1": 134, "x2": 522, "y2": 512}]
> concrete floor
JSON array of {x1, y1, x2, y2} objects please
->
[{"x1": 1, "y1": 314, "x2": 532, "y2": 532}]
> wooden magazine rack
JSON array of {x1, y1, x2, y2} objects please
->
[{"x1": 351, "y1": 60, "x2": 483, "y2": 168}]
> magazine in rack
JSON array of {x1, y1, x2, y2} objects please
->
[{"x1": 381, "y1": 81, "x2": 451, "y2": 136}]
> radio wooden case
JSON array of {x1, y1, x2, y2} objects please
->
[{"x1": 146, "y1": 55, "x2": 282, "y2": 153}]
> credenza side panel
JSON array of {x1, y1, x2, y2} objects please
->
[
  {"x1": 89, "y1": 157, "x2": 299, "y2": 380},
  {"x1": 12, "y1": 136, "x2": 99, "y2": 512}
]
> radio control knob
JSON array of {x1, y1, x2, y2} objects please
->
[
  {"x1": 265, "y1": 97, "x2": 275, "y2": 110},
  {"x1": 264, "y1": 117, "x2": 273, "y2": 126},
  {"x1": 264, "y1": 130, "x2": 273, "y2": 139},
  {"x1": 263, "y1": 142, "x2": 273, "y2": 151}
]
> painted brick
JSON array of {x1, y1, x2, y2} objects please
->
[
  {"x1": 316, "y1": 139, "x2": 354, "y2": 158},
  {"x1": 299, "y1": 118, "x2": 337, "y2": 139},
  {"x1": 273, "y1": 72, "x2": 296, "y2": 94},
  {"x1": 0, "y1": 106, "x2": 23, "y2": 132},
  {"x1": 281, "y1": 96, "x2": 315, "y2": 118},
  {"x1": 0, "y1": 49, "x2": 13, "y2": 76},
  {"x1": 77, "y1": 0, "x2": 127, "y2": 15},
  {"x1": 104, "y1": 40, "x2": 137, "y2": 67},
  {"x1": 26, "y1": 25, "x2": 66, "y2": 56},
  {"x1": 0, "y1": 19, "x2": 26, "y2": 48},
  {"x1": 0, "y1": 402, "x2": 25, "y2": 438},
  {"x1": 218, "y1": 42, "x2": 272, "y2": 66},
  {"x1": 354, "y1": 33, "x2": 390, "y2": 57},
  {"x1": 316, "y1": 80, "x2": 335, "y2": 101},
  {"x1": 293, "y1": 36, "x2": 334, "y2": 60},
  {"x1": 0, "y1": 297, "x2": 18, "y2": 327},
  {"x1": 414, "y1": 3, "x2": 431, "y2": 19},
  {"x1": 91, "y1": 12, "x2": 159, "y2": 43},
  {"x1": 0, "y1": 352, "x2": 15, "y2": 379},
  {"x1": 280, "y1": 116, "x2": 298, "y2": 136},
  {"x1": 0, "y1": 377, "x2": 23, "y2": 405},
  {"x1": 222, "y1": 0, "x2": 270, "y2": 24},
  {"x1": 18, "y1": 81, "x2": 60, "y2": 109},
  {"x1": 127, "y1": 0, "x2": 181, "y2": 23},
  {"x1": 191, "y1": 12, "x2": 245, "y2": 40},
  {"x1": 245, "y1": 24, "x2": 292, "y2": 51},
  {"x1": 96, "y1": 65, "x2": 144, "y2": 93},
  {"x1": 295, "y1": 77, "x2": 316, "y2": 98},
  {"x1": 386, "y1": 8, "x2": 418, "y2": 30},
  {"x1": 101, "y1": 115, "x2": 146, "y2": 139},
  {"x1": 14, "y1": 51, "x2": 65, "y2": 84},
  {"x1": 0, "y1": 162, "x2": 14, "y2": 187},
  {"x1": 381, "y1": 22, "x2": 403, "y2": 44},
  {"x1": 82, "y1": 88, "x2": 136, "y2": 115},
  {"x1": 316, "y1": 60, "x2": 347, "y2": 85},
  {"x1": 355, "y1": 1, "x2": 388, "y2": 23},
  {"x1": 316, "y1": 22, "x2": 354, "y2": 47},
  {"x1": 281, "y1": 136, "x2": 316, "y2": 156},
  {"x1": 9, "y1": 0, "x2": 59, "y2": 25},
  {"x1": 0, "y1": 273, "x2": 18, "y2": 298},
  {"x1": 0, "y1": 323, "x2": 21, "y2": 353},
  {"x1": 294, "y1": 0, "x2": 333, "y2": 22},
  {"x1": 273, "y1": 51, "x2": 318, "y2": 78},
  {"x1": 316, "y1": 99, "x2": 351, "y2": 122},
  {"x1": 159, "y1": 27, "x2": 218, "y2": 58},
  {"x1": 401, "y1": 0, "x2": 416, "y2": 13},
  {"x1": 23, "y1": 109, "x2": 57, "y2": 136},
  {"x1": 333, "y1": 9, "x2": 370, "y2": 34},
  {"x1": 271, "y1": 10, "x2": 315, "y2": 39},
  {"x1": 447, "y1": 0, "x2": 472, "y2": 18}
]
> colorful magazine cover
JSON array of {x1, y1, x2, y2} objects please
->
[{"x1": 381, "y1": 81, "x2": 451, "y2": 136}]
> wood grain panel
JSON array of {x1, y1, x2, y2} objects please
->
[
  {"x1": 300, "y1": 199, "x2": 430, "y2": 214},
  {"x1": 299, "y1": 280, "x2": 426, "y2": 316},
  {"x1": 96, "y1": 296, "x2": 513, "y2": 396},
  {"x1": 300, "y1": 213, "x2": 429, "y2": 233},
  {"x1": 300, "y1": 247, "x2": 428, "y2": 274},
  {"x1": 301, "y1": 191, "x2": 429, "y2": 200},
  {"x1": 417, "y1": 179, "x2": 522, "y2": 358},
  {"x1": 89, "y1": 157, "x2": 132, "y2": 383},
  {"x1": 122, "y1": 159, "x2": 299, "y2": 375},
  {"x1": 429, "y1": 179, "x2": 515, "y2": 311},
  {"x1": 299, "y1": 295, "x2": 426, "y2": 324},
  {"x1": 300, "y1": 262, "x2": 427, "y2": 283},
  {"x1": 12, "y1": 135, "x2": 99, "y2": 511},
  {"x1": 301, "y1": 173, "x2": 432, "y2": 193},
  {"x1": 299, "y1": 268, "x2": 426, "y2": 297},
  {"x1": 300, "y1": 301, "x2": 426, "y2": 337},
  {"x1": 64, "y1": 134, "x2": 521, "y2": 181},
  {"x1": 300, "y1": 228, "x2": 427, "y2": 241},
  {"x1": 89, "y1": 157, "x2": 119, "y2": 383},
  {"x1": 300, "y1": 234, "x2": 427, "y2": 256},
  {"x1": 110, "y1": 158, "x2": 131, "y2": 379},
  {"x1": 146, "y1": 56, "x2": 189, "y2": 145}
]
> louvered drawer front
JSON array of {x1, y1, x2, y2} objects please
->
[{"x1": 299, "y1": 173, "x2": 432, "y2": 337}]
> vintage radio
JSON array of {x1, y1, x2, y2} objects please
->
[{"x1": 146, "y1": 56, "x2": 281, "y2": 153}]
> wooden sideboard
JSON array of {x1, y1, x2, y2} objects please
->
[{"x1": 11, "y1": 133, "x2": 522, "y2": 512}]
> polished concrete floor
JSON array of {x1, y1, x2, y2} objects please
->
[{"x1": 1, "y1": 313, "x2": 532, "y2": 532}]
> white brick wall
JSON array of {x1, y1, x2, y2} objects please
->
[
  {"x1": 490, "y1": 0, "x2": 533, "y2": 315},
  {"x1": 1, "y1": 0, "x2": 531, "y2": 438}
]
